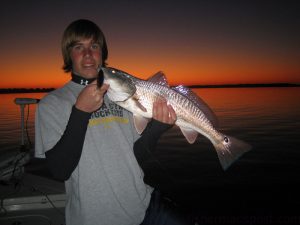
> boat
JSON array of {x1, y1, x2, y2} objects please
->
[{"x1": 0, "y1": 98, "x2": 66, "y2": 225}]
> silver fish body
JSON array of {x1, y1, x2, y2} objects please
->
[{"x1": 102, "y1": 67, "x2": 251, "y2": 170}]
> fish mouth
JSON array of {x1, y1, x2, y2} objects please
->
[{"x1": 101, "y1": 67, "x2": 136, "y2": 101}]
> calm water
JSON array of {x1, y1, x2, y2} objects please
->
[{"x1": 1, "y1": 88, "x2": 300, "y2": 219}]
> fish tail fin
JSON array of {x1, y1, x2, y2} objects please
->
[{"x1": 213, "y1": 135, "x2": 251, "y2": 170}]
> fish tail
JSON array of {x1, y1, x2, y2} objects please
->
[{"x1": 213, "y1": 135, "x2": 251, "y2": 170}]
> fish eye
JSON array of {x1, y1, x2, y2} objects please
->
[
  {"x1": 112, "y1": 70, "x2": 115, "y2": 73},
  {"x1": 224, "y1": 136, "x2": 229, "y2": 143}
]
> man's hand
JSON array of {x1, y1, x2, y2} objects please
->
[
  {"x1": 75, "y1": 80, "x2": 109, "y2": 113},
  {"x1": 152, "y1": 99, "x2": 177, "y2": 125}
]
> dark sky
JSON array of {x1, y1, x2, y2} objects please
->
[{"x1": 1, "y1": 0, "x2": 299, "y2": 88}]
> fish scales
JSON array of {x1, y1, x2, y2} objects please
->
[
  {"x1": 101, "y1": 67, "x2": 251, "y2": 170},
  {"x1": 136, "y1": 80, "x2": 209, "y2": 132},
  {"x1": 136, "y1": 78, "x2": 225, "y2": 151}
]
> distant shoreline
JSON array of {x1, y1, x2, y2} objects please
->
[
  {"x1": 0, "y1": 83, "x2": 299, "y2": 94},
  {"x1": 187, "y1": 83, "x2": 300, "y2": 89}
]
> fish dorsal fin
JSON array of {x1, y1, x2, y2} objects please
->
[
  {"x1": 133, "y1": 115, "x2": 150, "y2": 134},
  {"x1": 179, "y1": 127, "x2": 198, "y2": 144},
  {"x1": 147, "y1": 71, "x2": 169, "y2": 87},
  {"x1": 172, "y1": 85, "x2": 219, "y2": 128}
]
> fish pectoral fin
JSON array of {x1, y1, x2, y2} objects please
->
[
  {"x1": 131, "y1": 95, "x2": 147, "y2": 112},
  {"x1": 134, "y1": 100, "x2": 147, "y2": 112},
  {"x1": 179, "y1": 127, "x2": 198, "y2": 144},
  {"x1": 133, "y1": 115, "x2": 150, "y2": 134}
]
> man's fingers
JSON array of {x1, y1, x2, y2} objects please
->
[
  {"x1": 162, "y1": 102, "x2": 169, "y2": 122},
  {"x1": 100, "y1": 83, "x2": 109, "y2": 93},
  {"x1": 152, "y1": 99, "x2": 176, "y2": 124},
  {"x1": 167, "y1": 104, "x2": 177, "y2": 121}
]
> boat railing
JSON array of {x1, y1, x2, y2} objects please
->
[{"x1": 0, "y1": 98, "x2": 40, "y2": 183}]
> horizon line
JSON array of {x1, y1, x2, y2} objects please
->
[{"x1": 0, "y1": 82, "x2": 299, "y2": 94}]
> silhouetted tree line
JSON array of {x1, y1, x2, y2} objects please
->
[
  {"x1": 188, "y1": 83, "x2": 300, "y2": 89},
  {"x1": 1, "y1": 83, "x2": 299, "y2": 94}
]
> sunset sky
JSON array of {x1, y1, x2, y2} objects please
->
[{"x1": 0, "y1": 0, "x2": 299, "y2": 88}]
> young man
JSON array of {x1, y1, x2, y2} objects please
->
[{"x1": 35, "y1": 19, "x2": 192, "y2": 225}]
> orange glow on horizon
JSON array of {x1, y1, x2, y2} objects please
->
[
  {"x1": 1, "y1": 66, "x2": 299, "y2": 89},
  {"x1": 1, "y1": 48, "x2": 300, "y2": 89}
]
